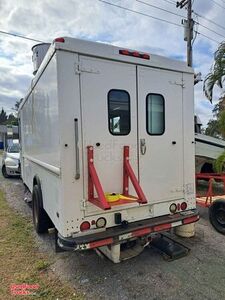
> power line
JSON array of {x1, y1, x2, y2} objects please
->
[
  {"x1": 197, "y1": 21, "x2": 225, "y2": 38},
  {"x1": 136, "y1": 0, "x2": 225, "y2": 44},
  {"x1": 159, "y1": 0, "x2": 177, "y2": 5},
  {"x1": 98, "y1": 0, "x2": 183, "y2": 27},
  {"x1": 196, "y1": 31, "x2": 220, "y2": 44},
  {"x1": 192, "y1": 14, "x2": 199, "y2": 46},
  {"x1": 194, "y1": 12, "x2": 225, "y2": 32},
  {"x1": 210, "y1": 0, "x2": 225, "y2": 10},
  {"x1": 147, "y1": 1, "x2": 225, "y2": 42},
  {"x1": 136, "y1": 0, "x2": 186, "y2": 18},
  {"x1": 0, "y1": 30, "x2": 45, "y2": 43},
  {"x1": 98, "y1": 0, "x2": 220, "y2": 44}
]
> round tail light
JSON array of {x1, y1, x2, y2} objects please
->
[
  {"x1": 181, "y1": 202, "x2": 187, "y2": 211},
  {"x1": 80, "y1": 221, "x2": 90, "y2": 231},
  {"x1": 169, "y1": 203, "x2": 177, "y2": 214}
]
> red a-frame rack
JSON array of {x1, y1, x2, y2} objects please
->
[{"x1": 87, "y1": 145, "x2": 147, "y2": 210}]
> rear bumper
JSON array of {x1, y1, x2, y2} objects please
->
[{"x1": 58, "y1": 209, "x2": 199, "y2": 251}]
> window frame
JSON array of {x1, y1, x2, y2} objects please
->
[
  {"x1": 146, "y1": 93, "x2": 165, "y2": 136},
  {"x1": 108, "y1": 89, "x2": 131, "y2": 136}
]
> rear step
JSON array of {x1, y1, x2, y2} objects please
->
[
  {"x1": 96, "y1": 233, "x2": 190, "y2": 263},
  {"x1": 151, "y1": 233, "x2": 190, "y2": 261}
]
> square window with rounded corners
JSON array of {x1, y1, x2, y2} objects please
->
[
  {"x1": 146, "y1": 94, "x2": 165, "y2": 135},
  {"x1": 108, "y1": 89, "x2": 131, "y2": 135}
]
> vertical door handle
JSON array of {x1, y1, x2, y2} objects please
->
[
  {"x1": 74, "y1": 118, "x2": 80, "y2": 179},
  {"x1": 140, "y1": 139, "x2": 146, "y2": 155}
]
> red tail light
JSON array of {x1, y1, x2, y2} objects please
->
[
  {"x1": 119, "y1": 49, "x2": 150, "y2": 60},
  {"x1": 119, "y1": 49, "x2": 130, "y2": 55},
  {"x1": 141, "y1": 53, "x2": 150, "y2": 59},
  {"x1": 54, "y1": 37, "x2": 65, "y2": 43},
  {"x1": 132, "y1": 51, "x2": 141, "y2": 57},
  {"x1": 181, "y1": 202, "x2": 187, "y2": 211},
  {"x1": 80, "y1": 221, "x2": 90, "y2": 231}
]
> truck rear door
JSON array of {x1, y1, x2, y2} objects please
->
[
  {"x1": 79, "y1": 56, "x2": 138, "y2": 215},
  {"x1": 137, "y1": 66, "x2": 184, "y2": 203}
]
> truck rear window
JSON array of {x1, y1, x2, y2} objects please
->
[
  {"x1": 146, "y1": 94, "x2": 165, "y2": 135},
  {"x1": 108, "y1": 90, "x2": 131, "y2": 135}
]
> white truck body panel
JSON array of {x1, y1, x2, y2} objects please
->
[{"x1": 19, "y1": 37, "x2": 196, "y2": 242}]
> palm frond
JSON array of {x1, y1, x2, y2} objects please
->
[
  {"x1": 203, "y1": 73, "x2": 220, "y2": 101},
  {"x1": 203, "y1": 41, "x2": 225, "y2": 102}
]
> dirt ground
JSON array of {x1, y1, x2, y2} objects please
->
[{"x1": 1, "y1": 159, "x2": 225, "y2": 299}]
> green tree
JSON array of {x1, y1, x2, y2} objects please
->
[
  {"x1": 205, "y1": 119, "x2": 220, "y2": 138},
  {"x1": 203, "y1": 42, "x2": 225, "y2": 102},
  {"x1": 203, "y1": 42, "x2": 225, "y2": 171},
  {"x1": 205, "y1": 96, "x2": 225, "y2": 138},
  {"x1": 6, "y1": 113, "x2": 18, "y2": 126},
  {"x1": 0, "y1": 108, "x2": 8, "y2": 125}
]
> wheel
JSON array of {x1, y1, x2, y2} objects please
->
[
  {"x1": 32, "y1": 185, "x2": 53, "y2": 234},
  {"x1": 209, "y1": 199, "x2": 225, "y2": 234},
  {"x1": 2, "y1": 165, "x2": 9, "y2": 178}
]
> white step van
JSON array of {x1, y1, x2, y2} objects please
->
[{"x1": 19, "y1": 37, "x2": 198, "y2": 263}]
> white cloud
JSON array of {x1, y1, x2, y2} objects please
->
[{"x1": 0, "y1": 0, "x2": 224, "y2": 125}]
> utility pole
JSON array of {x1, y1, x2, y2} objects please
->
[{"x1": 176, "y1": 0, "x2": 194, "y2": 67}]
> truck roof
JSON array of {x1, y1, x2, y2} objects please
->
[
  {"x1": 19, "y1": 37, "x2": 193, "y2": 112},
  {"x1": 55, "y1": 37, "x2": 193, "y2": 74}
]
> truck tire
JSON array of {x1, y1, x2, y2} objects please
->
[
  {"x1": 209, "y1": 199, "x2": 225, "y2": 234},
  {"x1": 2, "y1": 165, "x2": 9, "y2": 178},
  {"x1": 32, "y1": 185, "x2": 52, "y2": 234}
]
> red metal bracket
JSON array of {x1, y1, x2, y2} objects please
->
[
  {"x1": 87, "y1": 146, "x2": 111, "y2": 210},
  {"x1": 87, "y1": 145, "x2": 147, "y2": 210},
  {"x1": 123, "y1": 146, "x2": 147, "y2": 204},
  {"x1": 196, "y1": 173, "x2": 225, "y2": 207}
]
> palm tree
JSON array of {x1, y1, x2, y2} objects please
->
[
  {"x1": 203, "y1": 42, "x2": 225, "y2": 102},
  {"x1": 204, "y1": 43, "x2": 225, "y2": 171}
]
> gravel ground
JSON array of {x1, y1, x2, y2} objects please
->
[{"x1": 1, "y1": 158, "x2": 225, "y2": 300}]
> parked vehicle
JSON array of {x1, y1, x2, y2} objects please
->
[
  {"x1": 19, "y1": 37, "x2": 199, "y2": 263},
  {"x1": 2, "y1": 142, "x2": 21, "y2": 177},
  {"x1": 195, "y1": 132, "x2": 225, "y2": 173}
]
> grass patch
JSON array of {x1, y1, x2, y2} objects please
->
[{"x1": 0, "y1": 190, "x2": 83, "y2": 299}]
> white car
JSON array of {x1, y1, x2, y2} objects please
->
[{"x1": 2, "y1": 143, "x2": 21, "y2": 177}]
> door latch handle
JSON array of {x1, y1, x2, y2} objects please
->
[{"x1": 140, "y1": 139, "x2": 146, "y2": 155}]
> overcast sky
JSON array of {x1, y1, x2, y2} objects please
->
[{"x1": 0, "y1": 0, "x2": 224, "y2": 126}]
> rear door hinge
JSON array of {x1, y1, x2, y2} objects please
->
[
  {"x1": 80, "y1": 199, "x2": 86, "y2": 210},
  {"x1": 169, "y1": 81, "x2": 185, "y2": 88},
  {"x1": 75, "y1": 63, "x2": 100, "y2": 74}
]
